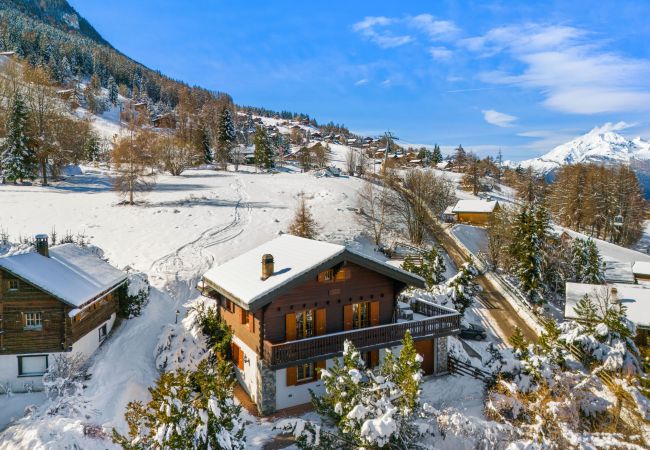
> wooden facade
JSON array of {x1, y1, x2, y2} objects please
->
[
  {"x1": 455, "y1": 211, "x2": 493, "y2": 226},
  {"x1": 206, "y1": 261, "x2": 459, "y2": 370},
  {"x1": 0, "y1": 268, "x2": 120, "y2": 356}
]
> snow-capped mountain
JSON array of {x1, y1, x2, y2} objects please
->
[{"x1": 516, "y1": 127, "x2": 650, "y2": 174}]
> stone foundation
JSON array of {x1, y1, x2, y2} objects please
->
[
  {"x1": 256, "y1": 360, "x2": 276, "y2": 415},
  {"x1": 434, "y1": 336, "x2": 448, "y2": 375}
]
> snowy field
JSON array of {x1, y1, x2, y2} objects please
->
[{"x1": 0, "y1": 166, "x2": 491, "y2": 449}]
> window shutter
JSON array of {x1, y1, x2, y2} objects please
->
[
  {"x1": 343, "y1": 304, "x2": 353, "y2": 331},
  {"x1": 238, "y1": 348, "x2": 245, "y2": 370},
  {"x1": 370, "y1": 301, "x2": 380, "y2": 326},
  {"x1": 285, "y1": 312, "x2": 296, "y2": 341},
  {"x1": 286, "y1": 366, "x2": 297, "y2": 386},
  {"x1": 248, "y1": 312, "x2": 255, "y2": 332},
  {"x1": 370, "y1": 349, "x2": 379, "y2": 368},
  {"x1": 335, "y1": 269, "x2": 346, "y2": 282},
  {"x1": 316, "y1": 309, "x2": 326, "y2": 335},
  {"x1": 317, "y1": 272, "x2": 325, "y2": 283},
  {"x1": 315, "y1": 360, "x2": 326, "y2": 379},
  {"x1": 231, "y1": 342, "x2": 239, "y2": 366},
  {"x1": 240, "y1": 308, "x2": 247, "y2": 325}
]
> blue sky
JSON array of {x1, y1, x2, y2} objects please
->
[{"x1": 69, "y1": 0, "x2": 650, "y2": 160}]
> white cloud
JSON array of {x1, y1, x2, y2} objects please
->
[
  {"x1": 482, "y1": 109, "x2": 517, "y2": 127},
  {"x1": 465, "y1": 24, "x2": 650, "y2": 114},
  {"x1": 352, "y1": 16, "x2": 413, "y2": 48},
  {"x1": 410, "y1": 14, "x2": 459, "y2": 40},
  {"x1": 354, "y1": 78, "x2": 369, "y2": 86},
  {"x1": 352, "y1": 14, "x2": 458, "y2": 49},
  {"x1": 429, "y1": 46, "x2": 453, "y2": 60}
]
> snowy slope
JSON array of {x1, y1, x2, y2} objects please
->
[{"x1": 513, "y1": 127, "x2": 650, "y2": 174}]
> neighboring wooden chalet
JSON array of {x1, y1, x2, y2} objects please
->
[
  {"x1": 0, "y1": 235, "x2": 126, "y2": 392},
  {"x1": 152, "y1": 113, "x2": 176, "y2": 129},
  {"x1": 451, "y1": 199, "x2": 500, "y2": 226},
  {"x1": 565, "y1": 282, "x2": 650, "y2": 349},
  {"x1": 633, "y1": 262, "x2": 650, "y2": 285},
  {"x1": 200, "y1": 235, "x2": 461, "y2": 415}
]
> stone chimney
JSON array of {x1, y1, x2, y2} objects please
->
[
  {"x1": 35, "y1": 234, "x2": 49, "y2": 257},
  {"x1": 261, "y1": 254, "x2": 274, "y2": 280}
]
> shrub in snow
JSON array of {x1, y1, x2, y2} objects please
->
[
  {"x1": 112, "y1": 359, "x2": 245, "y2": 450},
  {"x1": 277, "y1": 332, "x2": 437, "y2": 449},
  {"x1": 287, "y1": 192, "x2": 319, "y2": 239},
  {"x1": 118, "y1": 271, "x2": 151, "y2": 319},
  {"x1": 190, "y1": 302, "x2": 232, "y2": 359},
  {"x1": 43, "y1": 353, "x2": 87, "y2": 400},
  {"x1": 401, "y1": 246, "x2": 446, "y2": 290},
  {"x1": 486, "y1": 317, "x2": 650, "y2": 448}
]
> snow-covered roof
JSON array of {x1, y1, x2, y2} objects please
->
[
  {"x1": 203, "y1": 234, "x2": 424, "y2": 310},
  {"x1": 452, "y1": 200, "x2": 499, "y2": 214},
  {"x1": 443, "y1": 206, "x2": 455, "y2": 215},
  {"x1": 0, "y1": 244, "x2": 126, "y2": 308},
  {"x1": 565, "y1": 282, "x2": 650, "y2": 328},
  {"x1": 633, "y1": 261, "x2": 650, "y2": 276},
  {"x1": 603, "y1": 261, "x2": 636, "y2": 284}
]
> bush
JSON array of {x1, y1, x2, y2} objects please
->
[
  {"x1": 192, "y1": 302, "x2": 232, "y2": 359},
  {"x1": 118, "y1": 272, "x2": 150, "y2": 319}
]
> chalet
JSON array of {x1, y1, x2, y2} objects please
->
[
  {"x1": 633, "y1": 262, "x2": 650, "y2": 284},
  {"x1": 565, "y1": 282, "x2": 650, "y2": 349},
  {"x1": 152, "y1": 113, "x2": 176, "y2": 129},
  {"x1": 0, "y1": 235, "x2": 126, "y2": 392},
  {"x1": 604, "y1": 261, "x2": 636, "y2": 284},
  {"x1": 451, "y1": 200, "x2": 500, "y2": 226},
  {"x1": 200, "y1": 235, "x2": 460, "y2": 415}
]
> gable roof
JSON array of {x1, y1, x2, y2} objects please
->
[
  {"x1": 633, "y1": 261, "x2": 650, "y2": 277},
  {"x1": 0, "y1": 244, "x2": 126, "y2": 308},
  {"x1": 565, "y1": 282, "x2": 650, "y2": 328},
  {"x1": 202, "y1": 235, "x2": 425, "y2": 311},
  {"x1": 452, "y1": 199, "x2": 499, "y2": 214}
]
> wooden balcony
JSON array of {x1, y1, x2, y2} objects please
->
[{"x1": 263, "y1": 310, "x2": 460, "y2": 369}]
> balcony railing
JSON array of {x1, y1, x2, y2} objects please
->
[{"x1": 263, "y1": 311, "x2": 460, "y2": 369}]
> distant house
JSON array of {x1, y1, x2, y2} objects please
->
[
  {"x1": 200, "y1": 235, "x2": 459, "y2": 415},
  {"x1": 451, "y1": 200, "x2": 500, "y2": 226},
  {"x1": 633, "y1": 262, "x2": 650, "y2": 284},
  {"x1": 436, "y1": 160, "x2": 452, "y2": 171},
  {"x1": 565, "y1": 282, "x2": 650, "y2": 349},
  {"x1": 152, "y1": 113, "x2": 176, "y2": 129},
  {"x1": 0, "y1": 236, "x2": 126, "y2": 392},
  {"x1": 443, "y1": 206, "x2": 456, "y2": 223}
]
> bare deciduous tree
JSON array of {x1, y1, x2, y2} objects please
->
[
  {"x1": 112, "y1": 131, "x2": 155, "y2": 205},
  {"x1": 356, "y1": 180, "x2": 393, "y2": 245}
]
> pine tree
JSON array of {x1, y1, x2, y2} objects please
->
[
  {"x1": 447, "y1": 260, "x2": 476, "y2": 314},
  {"x1": 288, "y1": 194, "x2": 318, "y2": 239},
  {"x1": 215, "y1": 108, "x2": 235, "y2": 170},
  {"x1": 583, "y1": 239, "x2": 604, "y2": 284},
  {"x1": 253, "y1": 125, "x2": 273, "y2": 170},
  {"x1": 1, "y1": 93, "x2": 37, "y2": 183},
  {"x1": 401, "y1": 247, "x2": 446, "y2": 290},
  {"x1": 112, "y1": 359, "x2": 245, "y2": 450},
  {"x1": 108, "y1": 76, "x2": 118, "y2": 106},
  {"x1": 431, "y1": 144, "x2": 443, "y2": 165},
  {"x1": 573, "y1": 294, "x2": 598, "y2": 333},
  {"x1": 200, "y1": 126, "x2": 213, "y2": 164},
  {"x1": 509, "y1": 327, "x2": 528, "y2": 355}
]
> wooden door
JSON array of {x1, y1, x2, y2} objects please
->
[{"x1": 415, "y1": 339, "x2": 434, "y2": 375}]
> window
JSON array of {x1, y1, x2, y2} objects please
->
[
  {"x1": 231, "y1": 342, "x2": 244, "y2": 370},
  {"x1": 8, "y1": 279, "x2": 19, "y2": 292},
  {"x1": 296, "y1": 363, "x2": 315, "y2": 382},
  {"x1": 99, "y1": 324, "x2": 108, "y2": 342},
  {"x1": 296, "y1": 309, "x2": 315, "y2": 340},
  {"x1": 24, "y1": 312, "x2": 43, "y2": 330},
  {"x1": 240, "y1": 308, "x2": 249, "y2": 325},
  {"x1": 18, "y1": 355, "x2": 48, "y2": 377},
  {"x1": 352, "y1": 302, "x2": 370, "y2": 329},
  {"x1": 223, "y1": 298, "x2": 235, "y2": 313}
]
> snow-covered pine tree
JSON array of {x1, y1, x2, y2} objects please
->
[
  {"x1": 215, "y1": 108, "x2": 235, "y2": 170},
  {"x1": 431, "y1": 144, "x2": 442, "y2": 165},
  {"x1": 253, "y1": 125, "x2": 273, "y2": 170},
  {"x1": 278, "y1": 333, "x2": 436, "y2": 449},
  {"x1": 200, "y1": 125, "x2": 213, "y2": 165},
  {"x1": 401, "y1": 247, "x2": 446, "y2": 291},
  {"x1": 288, "y1": 193, "x2": 318, "y2": 239},
  {"x1": 446, "y1": 259, "x2": 477, "y2": 315},
  {"x1": 508, "y1": 201, "x2": 548, "y2": 304},
  {"x1": 108, "y1": 76, "x2": 118, "y2": 106},
  {"x1": 112, "y1": 359, "x2": 245, "y2": 450},
  {"x1": 570, "y1": 238, "x2": 604, "y2": 284},
  {"x1": 1, "y1": 92, "x2": 37, "y2": 183}
]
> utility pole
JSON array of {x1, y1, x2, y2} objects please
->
[{"x1": 382, "y1": 131, "x2": 398, "y2": 174}]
